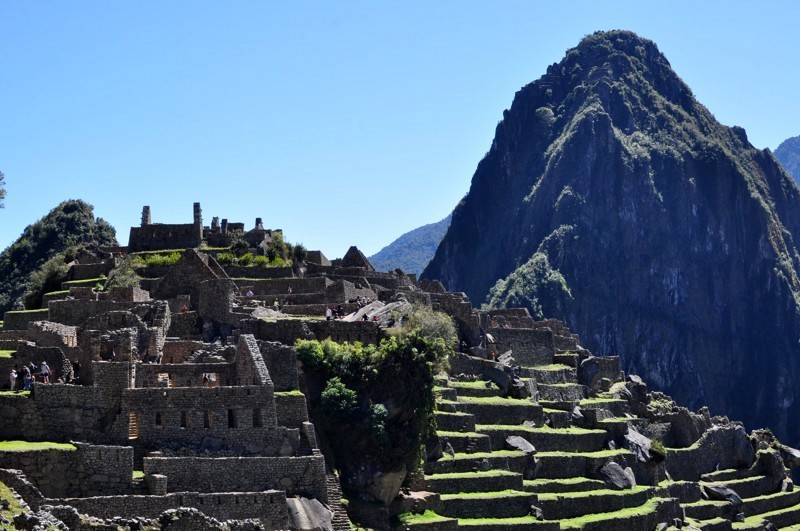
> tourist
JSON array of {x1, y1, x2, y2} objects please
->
[
  {"x1": 22, "y1": 367, "x2": 31, "y2": 390},
  {"x1": 362, "y1": 313, "x2": 369, "y2": 321},
  {"x1": 72, "y1": 359, "x2": 81, "y2": 383},
  {"x1": 246, "y1": 289, "x2": 254, "y2": 298},
  {"x1": 287, "y1": 286, "x2": 293, "y2": 294},
  {"x1": 40, "y1": 361, "x2": 51, "y2": 384},
  {"x1": 180, "y1": 304, "x2": 189, "y2": 313},
  {"x1": 9, "y1": 367, "x2": 17, "y2": 391},
  {"x1": 273, "y1": 299, "x2": 280, "y2": 311},
  {"x1": 325, "y1": 307, "x2": 332, "y2": 321},
  {"x1": 15, "y1": 367, "x2": 24, "y2": 392}
]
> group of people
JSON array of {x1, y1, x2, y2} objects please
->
[
  {"x1": 8, "y1": 361, "x2": 52, "y2": 391},
  {"x1": 325, "y1": 304, "x2": 346, "y2": 320},
  {"x1": 347, "y1": 296, "x2": 374, "y2": 309}
]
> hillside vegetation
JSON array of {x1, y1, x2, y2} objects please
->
[{"x1": 0, "y1": 200, "x2": 117, "y2": 313}]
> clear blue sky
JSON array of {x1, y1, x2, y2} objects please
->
[{"x1": 1, "y1": 1, "x2": 798, "y2": 259}]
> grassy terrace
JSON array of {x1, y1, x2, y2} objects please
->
[
  {"x1": 3, "y1": 309, "x2": 48, "y2": 315},
  {"x1": 535, "y1": 448, "x2": 632, "y2": 459},
  {"x1": 579, "y1": 397, "x2": 627, "y2": 405},
  {"x1": 133, "y1": 470, "x2": 144, "y2": 479},
  {"x1": 0, "y1": 351, "x2": 15, "y2": 359},
  {"x1": 447, "y1": 450, "x2": 527, "y2": 460},
  {"x1": 425, "y1": 470, "x2": 519, "y2": 480},
  {"x1": 477, "y1": 424, "x2": 605, "y2": 434},
  {"x1": 62, "y1": 277, "x2": 106, "y2": 287},
  {"x1": 0, "y1": 441, "x2": 76, "y2": 452},
  {"x1": 456, "y1": 396, "x2": 534, "y2": 406},
  {"x1": 559, "y1": 497, "x2": 663, "y2": 529},
  {"x1": 531, "y1": 363, "x2": 573, "y2": 370},
  {"x1": 396, "y1": 510, "x2": 453, "y2": 525},
  {"x1": 440, "y1": 489, "x2": 527, "y2": 500},
  {"x1": 274, "y1": 390, "x2": 304, "y2": 397},
  {"x1": 537, "y1": 485, "x2": 650, "y2": 501},
  {"x1": 458, "y1": 515, "x2": 541, "y2": 526},
  {"x1": 449, "y1": 380, "x2": 497, "y2": 389},
  {"x1": 0, "y1": 391, "x2": 29, "y2": 398}
]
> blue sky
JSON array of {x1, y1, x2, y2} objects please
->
[{"x1": 1, "y1": 2, "x2": 798, "y2": 259}]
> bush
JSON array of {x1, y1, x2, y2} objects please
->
[
  {"x1": 320, "y1": 377, "x2": 358, "y2": 420},
  {"x1": 106, "y1": 257, "x2": 141, "y2": 289}
]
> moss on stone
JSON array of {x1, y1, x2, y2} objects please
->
[{"x1": 0, "y1": 441, "x2": 76, "y2": 451}]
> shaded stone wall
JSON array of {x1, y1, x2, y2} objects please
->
[
  {"x1": 224, "y1": 266, "x2": 295, "y2": 279},
  {"x1": 259, "y1": 341, "x2": 299, "y2": 391},
  {"x1": 48, "y1": 301, "x2": 138, "y2": 327},
  {"x1": 275, "y1": 393, "x2": 309, "y2": 429},
  {"x1": 161, "y1": 340, "x2": 208, "y2": 364},
  {"x1": 488, "y1": 327, "x2": 555, "y2": 366},
  {"x1": 135, "y1": 362, "x2": 236, "y2": 388},
  {"x1": 128, "y1": 224, "x2": 201, "y2": 252},
  {"x1": 53, "y1": 490, "x2": 288, "y2": 525},
  {"x1": 242, "y1": 319, "x2": 384, "y2": 346},
  {"x1": 0, "y1": 443, "x2": 133, "y2": 498},
  {"x1": 2, "y1": 310, "x2": 50, "y2": 331},
  {"x1": 143, "y1": 455, "x2": 327, "y2": 502}
]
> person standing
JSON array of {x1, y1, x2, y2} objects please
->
[
  {"x1": 9, "y1": 367, "x2": 17, "y2": 390},
  {"x1": 40, "y1": 361, "x2": 51, "y2": 384},
  {"x1": 23, "y1": 367, "x2": 31, "y2": 390}
]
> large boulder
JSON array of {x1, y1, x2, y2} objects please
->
[{"x1": 598, "y1": 461, "x2": 636, "y2": 490}]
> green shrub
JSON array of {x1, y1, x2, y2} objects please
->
[
  {"x1": 650, "y1": 440, "x2": 667, "y2": 462},
  {"x1": 107, "y1": 257, "x2": 142, "y2": 289},
  {"x1": 321, "y1": 377, "x2": 358, "y2": 419}
]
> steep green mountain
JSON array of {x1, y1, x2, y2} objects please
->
[
  {"x1": 369, "y1": 214, "x2": 451, "y2": 274},
  {"x1": 0, "y1": 200, "x2": 117, "y2": 313},
  {"x1": 775, "y1": 134, "x2": 800, "y2": 182},
  {"x1": 423, "y1": 31, "x2": 800, "y2": 446}
]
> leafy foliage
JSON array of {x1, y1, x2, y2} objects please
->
[
  {"x1": 215, "y1": 251, "x2": 290, "y2": 268},
  {"x1": 106, "y1": 256, "x2": 141, "y2": 289},
  {"x1": 132, "y1": 251, "x2": 183, "y2": 268},
  {"x1": 295, "y1": 306, "x2": 455, "y2": 489},
  {"x1": 0, "y1": 200, "x2": 117, "y2": 312}
]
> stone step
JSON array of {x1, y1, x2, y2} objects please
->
[
  {"x1": 424, "y1": 451, "x2": 530, "y2": 475},
  {"x1": 704, "y1": 475, "x2": 780, "y2": 499},
  {"x1": 742, "y1": 488, "x2": 800, "y2": 518},
  {"x1": 436, "y1": 400, "x2": 459, "y2": 412},
  {"x1": 733, "y1": 501, "x2": 800, "y2": 529},
  {"x1": 558, "y1": 497, "x2": 680, "y2": 531},
  {"x1": 702, "y1": 467, "x2": 760, "y2": 482},
  {"x1": 434, "y1": 386, "x2": 457, "y2": 401},
  {"x1": 533, "y1": 449, "x2": 634, "y2": 479},
  {"x1": 456, "y1": 517, "x2": 560, "y2": 530},
  {"x1": 683, "y1": 499, "x2": 732, "y2": 520},
  {"x1": 543, "y1": 408, "x2": 572, "y2": 429},
  {"x1": 435, "y1": 411, "x2": 476, "y2": 433},
  {"x1": 520, "y1": 364, "x2": 576, "y2": 384},
  {"x1": 537, "y1": 485, "x2": 653, "y2": 520},
  {"x1": 665, "y1": 480, "x2": 704, "y2": 503},
  {"x1": 537, "y1": 383, "x2": 588, "y2": 402},
  {"x1": 695, "y1": 517, "x2": 734, "y2": 530},
  {"x1": 422, "y1": 470, "x2": 523, "y2": 494},
  {"x1": 578, "y1": 398, "x2": 630, "y2": 417},
  {"x1": 455, "y1": 396, "x2": 544, "y2": 426},
  {"x1": 436, "y1": 431, "x2": 492, "y2": 453},
  {"x1": 395, "y1": 510, "x2": 458, "y2": 530},
  {"x1": 523, "y1": 477, "x2": 606, "y2": 493},
  {"x1": 476, "y1": 424, "x2": 607, "y2": 453},
  {"x1": 553, "y1": 352, "x2": 579, "y2": 367},
  {"x1": 438, "y1": 490, "x2": 536, "y2": 519},
  {"x1": 448, "y1": 380, "x2": 503, "y2": 397}
]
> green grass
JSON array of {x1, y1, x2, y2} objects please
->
[
  {"x1": 3, "y1": 309, "x2": 48, "y2": 315},
  {"x1": 440, "y1": 489, "x2": 528, "y2": 500},
  {"x1": 133, "y1": 470, "x2": 144, "y2": 479},
  {"x1": 579, "y1": 397, "x2": 626, "y2": 405},
  {"x1": 531, "y1": 363, "x2": 573, "y2": 370},
  {"x1": 559, "y1": 497, "x2": 662, "y2": 529},
  {"x1": 42, "y1": 290, "x2": 69, "y2": 296},
  {"x1": 0, "y1": 351, "x2": 15, "y2": 359},
  {"x1": 426, "y1": 470, "x2": 519, "y2": 480},
  {"x1": 458, "y1": 515, "x2": 542, "y2": 526},
  {"x1": 457, "y1": 396, "x2": 535, "y2": 406},
  {"x1": 0, "y1": 390, "x2": 29, "y2": 397},
  {"x1": 536, "y1": 448, "x2": 633, "y2": 458},
  {"x1": 396, "y1": 510, "x2": 452, "y2": 524},
  {"x1": 477, "y1": 424, "x2": 605, "y2": 434},
  {"x1": 275, "y1": 390, "x2": 304, "y2": 397},
  {"x1": 449, "y1": 450, "x2": 526, "y2": 459},
  {"x1": 537, "y1": 485, "x2": 649, "y2": 501},
  {"x1": 449, "y1": 380, "x2": 497, "y2": 389},
  {"x1": 62, "y1": 277, "x2": 106, "y2": 287},
  {"x1": 436, "y1": 430, "x2": 485, "y2": 438},
  {"x1": 0, "y1": 441, "x2": 76, "y2": 451},
  {"x1": 0, "y1": 481, "x2": 28, "y2": 530}
]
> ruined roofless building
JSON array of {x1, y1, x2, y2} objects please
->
[{"x1": 128, "y1": 203, "x2": 277, "y2": 252}]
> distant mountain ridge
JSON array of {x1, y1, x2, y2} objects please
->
[
  {"x1": 369, "y1": 214, "x2": 451, "y2": 275},
  {"x1": 775, "y1": 134, "x2": 800, "y2": 182},
  {"x1": 423, "y1": 31, "x2": 800, "y2": 445}
]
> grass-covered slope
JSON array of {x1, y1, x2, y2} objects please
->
[{"x1": 0, "y1": 199, "x2": 117, "y2": 313}]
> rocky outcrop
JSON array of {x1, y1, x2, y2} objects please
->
[{"x1": 422, "y1": 31, "x2": 800, "y2": 446}]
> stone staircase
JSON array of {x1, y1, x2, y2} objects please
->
[{"x1": 397, "y1": 342, "x2": 800, "y2": 530}]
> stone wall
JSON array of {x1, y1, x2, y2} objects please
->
[
  {"x1": 70, "y1": 261, "x2": 115, "y2": 280},
  {"x1": 2, "y1": 310, "x2": 50, "y2": 331},
  {"x1": 135, "y1": 362, "x2": 236, "y2": 388},
  {"x1": 488, "y1": 327, "x2": 555, "y2": 366},
  {"x1": 0, "y1": 443, "x2": 133, "y2": 498},
  {"x1": 128, "y1": 224, "x2": 201, "y2": 252},
  {"x1": 259, "y1": 341, "x2": 299, "y2": 391},
  {"x1": 48, "y1": 300, "x2": 138, "y2": 327},
  {"x1": 243, "y1": 319, "x2": 385, "y2": 346},
  {"x1": 53, "y1": 490, "x2": 287, "y2": 525},
  {"x1": 224, "y1": 266, "x2": 295, "y2": 279},
  {"x1": 143, "y1": 455, "x2": 327, "y2": 502},
  {"x1": 275, "y1": 393, "x2": 309, "y2": 429},
  {"x1": 26, "y1": 322, "x2": 77, "y2": 348},
  {"x1": 665, "y1": 424, "x2": 755, "y2": 481}
]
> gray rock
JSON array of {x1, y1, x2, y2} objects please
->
[
  {"x1": 702, "y1": 483, "x2": 743, "y2": 506},
  {"x1": 598, "y1": 461, "x2": 635, "y2": 490},
  {"x1": 505, "y1": 435, "x2": 536, "y2": 454},
  {"x1": 624, "y1": 428, "x2": 653, "y2": 463}
]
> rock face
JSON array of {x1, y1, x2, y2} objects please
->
[
  {"x1": 422, "y1": 31, "x2": 800, "y2": 446},
  {"x1": 775, "y1": 134, "x2": 800, "y2": 183}
]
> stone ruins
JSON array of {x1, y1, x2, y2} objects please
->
[{"x1": 0, "y1": 203, "x2": 798, "y2": 530}]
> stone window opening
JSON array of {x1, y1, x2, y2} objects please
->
[
  {"x1": 253, "y1": 408, "x2": 263, "y2": 427},
  {"x1": 228, "y1": 409, "x2": 238, "y2": 428},
  {"x1": 155, "y1": 412, "x2": 164, "y2": 426},
  {"x1": 204, "y1": 411, "x2": 212, "y2": 429},
  {"x1": 180, "y1": 411, "x2": 188, "y2": 428}
]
